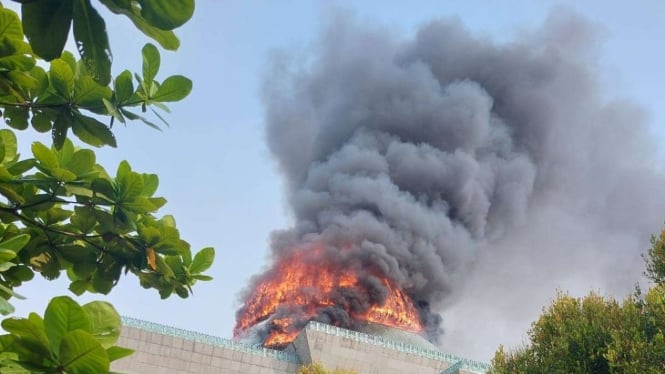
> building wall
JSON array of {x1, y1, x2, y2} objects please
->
[
  {"x1": 111, "y1": 318, "x2": 301, "y2": 374},
  {"x1": 294, "y1": 326, "x2": 448, "y2": 373},
  {"x1": 293, "y1": 322, "x2": 488, "y2": 374},
  {"x1": 111, "y1": 317, "x2": 489, "y2": 374}
]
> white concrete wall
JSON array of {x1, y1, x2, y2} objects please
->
[
  {"x1": 294, "y1": 327, "x2": 452, "y2": 374},
  {"x1": 111, "y1": 326, "x2": 301, "y2": 374},
  {"x1": 110, "y1": 320, "x2": 488, "y2": 374}
]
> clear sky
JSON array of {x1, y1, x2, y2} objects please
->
[{"x1": 9, "y1": 0, "x2": 665, "y2": 362}]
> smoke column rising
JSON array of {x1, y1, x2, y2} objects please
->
[{"x1": 244, "y1": 9, "x2": 665, "y2": 358}]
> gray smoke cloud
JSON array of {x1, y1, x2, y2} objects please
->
[{"x1": 242, "y1": 9, "x2": 665, "y2": 359}]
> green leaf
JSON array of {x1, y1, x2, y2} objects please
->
[
  {"x1": 51, "y1": 167, "x2": 77, "y2": 182},
  {"x1": 59, "y1": 330, "x2": 109, "y2": 374},
  {"x1": 45, "y1": 207, "x2": 74, "y2": 225},
  {"x1": 137, "y1": 224, "x2": 161, "y2": 246},
  {"x1": 148, "y1": 196, "x2": 166, "y2": 209},
  {"x1": 44, "y1": 296, "x2": 92, "y2": 354},
  {"x1": 31, "y1": 142, "x2": 59, "y2": 170},
  {"x1": 121, "y1": 196, "x2": 157, "y2": 213},
  {"x1": 72, "y1": 260, "x2": 96, "y2": 279},
  {"x1": 7, "y1": 159, "x2": 36, "y2": 175},
  {"x1": 69, "y1": 280, "x2": 90, "y2": 296},
  {"x1": 21, "y1": 0, "x2": 74, "y2": 60},
  {"x1": 52, "y1": 110, "x2": 72, "y2": 149},
  {"x1": 158, "y1": 285, "x2": 174, "y2": 299},
  {"x1": 152, "y1": 75, "x2": 192, "y2": 102},
  {"x1": 138, "y1": 0, "x2": 194, "y2": 30},
  {"x1": 72, "y1": 0, "x2": 112, "y2": 85},
  {"x1": 66, "y1": 149, "x2": 95, "y2": 176},
  {"x1": 0, "y1": 184, "x2": 24, "y2": 204},
  {"x1": 0, "y1": 284, "x2": 25, "y2": 300},
  {"x1": 73, "y1": 75, "x2": 112, "y2": 107},
  {"x1": 161, "y1": 215, "x2": 176, "y2": 227},
  {"x1": 1, "y1": 313, "x2": 52, "y2": 359},
  {"x1": 141, "y1": 43, "x2": 159, "y2": 85},
  {"x1": 3, "y1": 106, "x2": 29, "y2": 130},
  {"x1": 174, "y1": 286, "x2": 188, "y2": 298},
  {"x1": 0, "y1": 38, "x2": 35, "y2": 71},
  {"x1": 0, "y1": 296, "x2": 14, "y2": 315},
  {"x1": 30, "y1": 251, "x2": 61, "y2": 281},
  {"x1": 192, "y1": 274, "x2": 213, "y2": 281},
  {"x1": 190, "y1": 247, "x2": 214, "y2": 274},
  {"x1": 114, "y1": 161, "x2": 143, "y2": 201},
  {"x1": 98, "y1": 0, "x2": 180, "y2": 50},
  {"x1": 91, "y1": 178, "x2": 114, "y2": 200},
  {"x1": 49, "y1": 59, "x2": 75, "y2": 99},
  {"x1": 0, "y1": 235, "x2": 30, "y2": 254},
  {"x1": 61, "y1": 51, "x2": 78, "y2": 74},
  {"x1": 4, "y1": 265, "x2": 34, "y2": 283},
  {"x1": 71, "y1": 112, "x2": 117, "y2": 148},
  {"x1": 0, "y1": 7, "x2": 24, "y2": 40},
  {"x1": 102, "y1": 97, "x2": 125, "y2": 124},
  {"x1": 55, "y1": 139, "x2": 74, "y2": 168},
  {"x1": 120, "y1": 108, "x2": 161, "y2": 130},
  {"x1": 0, "y1": 335, "x2": 38, "y2": 369},
  {"x1": 6, "y1": 71, "x2": 38, "y2": 92},
  {"x1": 30, "y1": 66, "x2": 49, "y2": 97},
  {"x1": 0, "y1": 129, "x2": 17, "y2": 164},
  {"x1": 142, "y1": 173, "x2": 159, "y2": 195},
  {"x1": 151, "y1": 99, "x2": 170, "y2": 114},
  {"x1": 165, "y1": 255, "x2": 183, "y2": 271},
  {"x1": 114, "y1": 70, "x2": 133, "y2": 103},
  {"x1": 0, "y1": 249, "x2": 16, "y2": 262},
  {"x1": 90, "y1": 276, "x2": 114, "y2": 295},
  {"x1": 155, "y1": 255, "x2": 175, "y2": 279},
  {"x1": 106, "y1": 346, "x2": 134, "y2": 362},
  {"x1": 0, "y1": 361, "x2": 31, "y2": 373},
  {"x1": 31, "y1": 110, "x2": 53, "y2": 133},
  {"x1": 82, "y1": 301, "x2": 121, "y2": 348},
  {"x1": 0, "y1": 261, "x2": 16, "y2": 271},
  {"x1": 58, "y1": 245, "x2": 96, "y2": 265}
]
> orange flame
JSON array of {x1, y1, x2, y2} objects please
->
[{"x1": 234, "y1": 245, "x2": 422, "y2": 348}]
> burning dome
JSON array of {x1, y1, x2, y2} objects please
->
[{"x1": 234, "y1": 245, "x2": 423, "y2": 348}]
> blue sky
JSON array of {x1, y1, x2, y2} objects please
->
[{"x1": 8, "y1": 0, "x2": 665, "y2": 361}]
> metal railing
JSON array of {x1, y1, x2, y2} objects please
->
[
  {"x1": 441, "y1": 360, "x2": 463, "y2": 374},
  {"x1": 121, "y1": 316, "x2": 301, "y2": 363}
]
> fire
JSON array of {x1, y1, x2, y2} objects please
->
[{"x1": 234, "y1": 245, "x2": 423, "y2": 348}]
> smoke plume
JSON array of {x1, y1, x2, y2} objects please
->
[{"x1": 243, "y1": 9, "x2": 665, "y2": 358}]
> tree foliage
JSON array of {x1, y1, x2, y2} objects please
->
[
  {"x1": 491, "y1": 229, "x2": 665, "y2": 374},
  {"x1": 18, "y1": 0, "x2": 194, "y2": 85},
  {"x1": 645, "y1": 228, "x2": 665, "y2": 285},
  {"x1": 0, "y1": 296, "x2": 131, "y2": 373},
  {"x1": 0, "y1": 3, "x2": 192, "y2": 150},
  {"x1": 0, "y1": 131, "x2": 215, "y2": 313},
  {"x1": 0, "y1": 0, "x2": 214, "y2": 371},
  {"x1": 0, "y1": 0, "x2": 212, "y2": 316}
]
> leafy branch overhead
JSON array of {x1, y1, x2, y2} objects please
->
[
  {"x1": 19, "y1": 0, "x2": 194, "y2": 85},
  {"x1": 0, "y1": 296, "x2": 133, "y2": 373},
  {"x1": 0, "y1": 0, "x2": 208, "y2": 318},
  {"x1": 0, "y1": 0, "x2": 209, "y2": 372},
  {"x1": 0, "y1": 5, "x2": 192, "y2": 149},
  {"x1": 0, "y1": 131, "x2": 214, "y2": 315}
]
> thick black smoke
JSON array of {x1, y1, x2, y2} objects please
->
[{"x1": 243, "y1": 9, "x2": 665, "y2": 355}]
